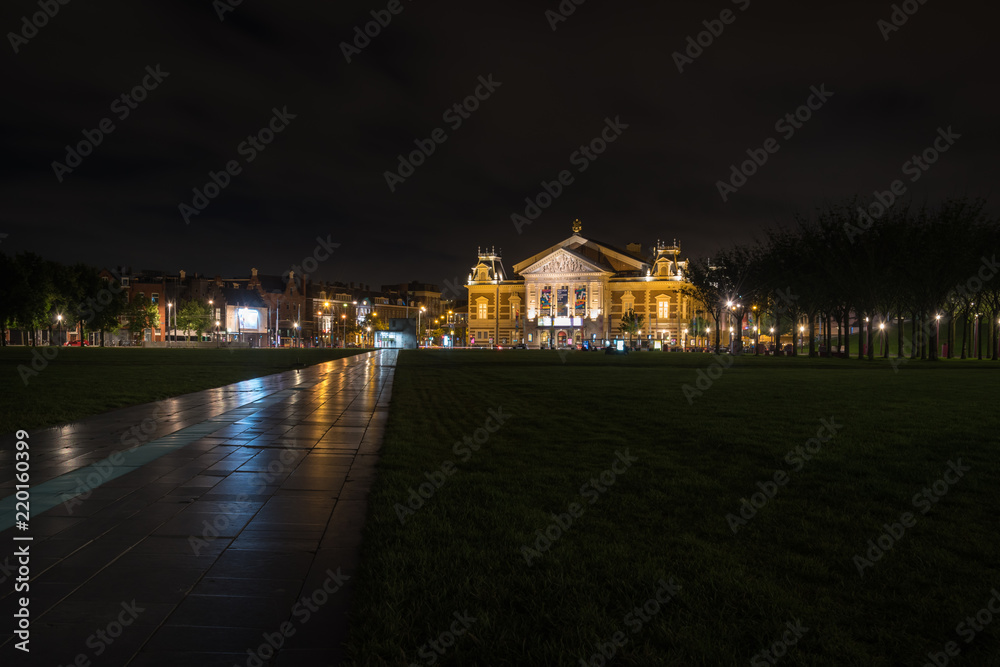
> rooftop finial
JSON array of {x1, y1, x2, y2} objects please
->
[{"x1": 572, "y1": 218, "x2": 582, "y2": 233}]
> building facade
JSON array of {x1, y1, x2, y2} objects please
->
[{"x1": 466, "y1": 220, "x2": 704, "y2": 348}]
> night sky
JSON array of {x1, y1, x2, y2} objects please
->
[{"x1": 3, "y1": 0, "x2": 996, "y2": 292}]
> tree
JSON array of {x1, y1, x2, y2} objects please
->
[
  {"x1": 618, "y1": 309, "x2": 644, "y2": 347},
  {"x1": 0, "y1": 253, "x2": 17, "y2": 345},
  {"x1": 177, "y1": 301, "x2": 212, "y2": 341},
  {"x1": 125, "y1": 294, "x2": 159, "y2": 345},
  {"x1": 684, "y1": 258, "x2": 726, "y2": 351},
  {"x1": 10, "y1": 252, "x2": 57, "y2": 346}
]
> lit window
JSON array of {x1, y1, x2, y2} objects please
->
[
  {"x1": 477, "y1": 301, "x2": 488, "y2": 319},
  {"x1": 658, "y1": 300, "x2": 669, "y2": 319},
  {"x1": 151, "y1": 293, "x2": 159, "y2": 304}
]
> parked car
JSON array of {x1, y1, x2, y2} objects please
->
[{"x1": 63, "y1": 340, "x2": 89, "y2": 346}]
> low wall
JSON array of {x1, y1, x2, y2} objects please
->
[{"x1": 142, "y1": 341, "x2": 250, "y2": 349}]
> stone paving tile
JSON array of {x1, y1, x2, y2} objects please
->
[{"x1": 0, "y1": 349, "x2": 395, "y2": 664}]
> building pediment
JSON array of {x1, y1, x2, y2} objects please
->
[{"x1": 520, "y1": 248, "x2": 610, "y2": 277}]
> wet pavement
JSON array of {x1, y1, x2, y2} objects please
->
[{"x1": 0, "y1": 349, "x2": 396, "y2": 666}]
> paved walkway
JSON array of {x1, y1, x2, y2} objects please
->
[{"x1": 0, "y1": 349, "x2": 396, "y2": 666}]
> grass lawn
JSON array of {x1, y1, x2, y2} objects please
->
[
  {"x1": 0, "y1": 346, "x2": 368, "y2": 434},
  {"x1": 346, "y1": 349, "x2": 1000, "y2": 666}
]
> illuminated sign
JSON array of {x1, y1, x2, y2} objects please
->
[
  {"x1": 238, "y1": 308, "x2": 260, "y2": 330},
  {"x1": 537, "y1": 317, "x2": 583, "y2": 327}
]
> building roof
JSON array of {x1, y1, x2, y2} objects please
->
[
  {"x1": 510, "y1": 234, "x2": 650, "y2": 277},
  {"x1": 219, "y1": 287, "x2": 268, "y2": 307}
]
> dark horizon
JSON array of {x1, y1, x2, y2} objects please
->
[{"x1": 3, "y1": 0, "x2": 997, "y2": 288}]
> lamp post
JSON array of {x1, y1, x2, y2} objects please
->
[
  {"x1": 215, "y1": 320, "x2": 220, "y2": 348},
  {"x1": 56, "y1": 314, "x2": 62, "y2": 346},
  {"x1": 879, "y1": 322, "x2": 886, "y2": 357},
  {"x1": 722, "y1": 301, "x2": 733, "y2": 354},
  {"x1": 341, "y1": 313, "x2": 346, "y2": 348},
  {"x1": 936, "y1": 314, "x2": 941, "y2": 357},
  {"x1": 416, "y1": 306, "x2": 426, "y2": 348},
  {"x1": 799, "y1": 325, "x2": 805, "y2": 354},
  {"x1": 166, "y1": 302, "x2": 172, "y2": 347},
  {"x1": 294, "y1": 321, "x2": 300, "y2": 348}
]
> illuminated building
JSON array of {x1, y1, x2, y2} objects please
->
[{"x1": 466, "y1": 219, "x2": 703, "y2": 348}]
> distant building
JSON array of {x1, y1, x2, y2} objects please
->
[
  {"x1": 374, "y1": 318, "x2": 418, "y2": 349},
  {"x1": 466, "y1": 219, "x2": 704, "y2": 348}
]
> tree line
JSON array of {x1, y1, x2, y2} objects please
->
[
  {"x1": 0, "y1": 252, "x2": 209, "y2": 346},
  {"x1": 682, "y1": 196, "x2": 1000, "y2": 360}
]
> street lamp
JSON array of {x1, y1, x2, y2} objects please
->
[
  {"x1": 56, "y1": 313, "x2": 62, "y2": 346},
  {"x1": 294, "y1": 321, "x2": 300, "y2": 348},
  {"x1": 166, "y1": 302, "x2": 172, "y2": 347},
  {"x1": 215, "y1": 320, "x2": 220, "y2": 348},
  {"x1": 417, "y1": 306, "x2": 426, "y2": 348},
  {"x1": 341, "y1": 313, "x2": 346, "y2": 348}
]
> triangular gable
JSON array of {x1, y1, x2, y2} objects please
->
[
  {"x1": 519, "y1": 247, "x2": 611, "y2": 276},
  {"x1": 513, "y1": 235, "x2": 649, "y2": 275}
]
